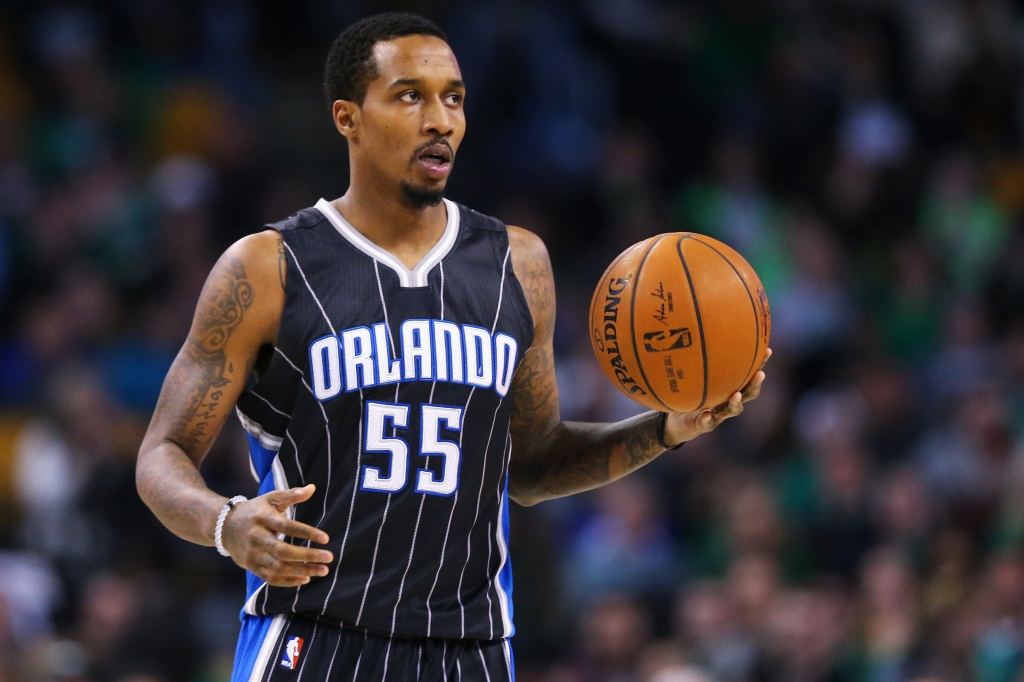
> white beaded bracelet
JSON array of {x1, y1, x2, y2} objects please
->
[{"x1": 215, "y1": 495, "x2": 248, "y2": 557}]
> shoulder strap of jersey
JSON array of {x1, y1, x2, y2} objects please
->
[{"x1": 454, "y1": 203, "x2": 506, "y2": 233}]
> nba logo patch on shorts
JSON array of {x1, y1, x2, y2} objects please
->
[{"x1": 280, "y1": 636, "x2": 304, "y2": 670}]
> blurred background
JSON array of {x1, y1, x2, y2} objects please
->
[{"x1": 1, "y1": 0, "x2": 1024, "y2": 681}]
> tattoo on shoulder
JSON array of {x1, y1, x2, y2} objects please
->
[
  {"x1": 194, "y1": 257, "x2": 253, "y2": 355},
  {"x1": 509, "y1": 229, "x2": 555, "y2": 338},
  {"x1": 161, "y1": 256, "x2": 254, "y2": 456}
]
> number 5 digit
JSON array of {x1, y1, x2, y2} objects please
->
[
  {"x1": 361, "y1": 402, "x2": 411, "y2": 492},
  {"x1": 416, "y1": 405, "x2": 463, "y2": 496}
]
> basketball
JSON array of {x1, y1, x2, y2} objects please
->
[{"x1": 589, "y1": 233, "x2": 771, "y2": 413}]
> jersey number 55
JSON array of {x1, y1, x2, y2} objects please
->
[{"x1": 360, "y1": 401, "x2": 463, "y2": 496}]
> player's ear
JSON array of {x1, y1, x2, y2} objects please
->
[{"x1": 333, "y1": 100, "x2": 360, "y2": 141}]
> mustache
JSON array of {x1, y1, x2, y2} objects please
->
[{"x1": 410, "y1": 138, "x2": 454, "y2": 160}]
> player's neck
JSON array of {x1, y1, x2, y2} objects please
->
[{"x1": 332, "y1": 181, "x2": 448, "y2": 271}]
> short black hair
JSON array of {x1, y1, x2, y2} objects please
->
[{"x1": 324, "y1": 13, "x2": 448, "y2": 106}]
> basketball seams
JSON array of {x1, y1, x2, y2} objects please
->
[
  {"x1": 629, "y1": 236, "x2": 673, "y2": 411},
  {"x1": 685, "y1": 235, "x2": 762, "y2": 393},
  {"x1": 676, "y1": 236, "x2": 709, "y2": 410}
]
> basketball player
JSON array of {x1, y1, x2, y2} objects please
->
[{"x1": 136, "y1": 13, "x2": 768, "y2": 682}]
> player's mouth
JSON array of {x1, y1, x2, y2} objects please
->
[{"x1": 415, "y1": 143, "x2": 453, "y2": 179}]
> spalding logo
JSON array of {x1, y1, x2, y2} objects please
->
[{"x1": 599, "y1": 277, "x2": 647, "y2": 395}]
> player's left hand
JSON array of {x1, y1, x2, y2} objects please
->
[{"x1": 662, "y1": 348, "x2": 771, "y2": 448}]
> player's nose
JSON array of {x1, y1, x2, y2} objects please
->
[{"x1": 421, "y1": 96, "x2": 454, "y2": 138}]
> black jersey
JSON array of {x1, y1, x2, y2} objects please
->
[{"x1": 233, "y1": 198, "x2": 533, "y2": 642}]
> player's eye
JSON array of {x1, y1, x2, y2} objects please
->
[
  {"x1": 399, "y1": 91, "x2": 420, "y2": 103},
  {"x1": 446, "y1": 93, "x2": 462, "y2": 106}
]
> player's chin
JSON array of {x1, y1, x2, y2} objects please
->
[{"x1": 399, "y1": 179, "x2": 447, "y2": 209}]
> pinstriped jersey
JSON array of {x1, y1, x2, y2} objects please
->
[{"x1": 233, "y1": 198, "x2": 534, "y2": 641}]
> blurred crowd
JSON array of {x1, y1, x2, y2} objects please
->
[{"x1": 1, "y1": 1, "x2": 1024, "y2": 682}]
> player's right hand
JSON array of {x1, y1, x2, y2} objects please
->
[{"x1": 221, "y1": 484, "x2": 334, "y2": 587}]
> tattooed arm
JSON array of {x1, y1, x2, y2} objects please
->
[
  {"x1": 137, "y1": 231, "x2": 333, "y2": 587},
  {"x1": 505, "y1": 227, "x2": 768, "y2": 506}
]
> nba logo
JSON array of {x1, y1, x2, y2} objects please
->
[{"x1": 280, "y1": 636, "x2": 304, "y2": 670}]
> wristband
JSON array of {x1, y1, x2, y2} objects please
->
[
  {"x1": 657, "y1": 412, "x2": 685, "y2": 451},
  {"x1": 215, "y1": 495, "x2": 248, "y2": 557}
]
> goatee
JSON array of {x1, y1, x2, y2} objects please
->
[{"x1": 400, "y1": 181, "x2": 445, "y2": 209}]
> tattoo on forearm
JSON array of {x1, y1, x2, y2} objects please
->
[
  {"x1": 516, "y1": 413, "x2": 664, "y2": 499},
  {"x1": 158, "y1": 256, "x2": 254, "y2": 456},
  {"x1": 624, "y1": 419, "x2": 662, "y2": 469}
]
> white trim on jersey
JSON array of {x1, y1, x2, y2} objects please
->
[
  {"x1": 237, "y1": 409, "x2": 284, "y2": 452},
  {"x1": 314, "y1": 197, "x2": 461, "y2": 288},
  {"x1": 243, "y1": 584, "x2": 264, "y2": 615},
  {"x1": 246, "y1": 614, "x2": 288, "y2": 682},
  {"x1": 490, "y1": 429, "x2": 513, "y2": 638},
  {"x1": 439, "y1": 260, "x2": 445, "y2": 317},
  {"x1": 493, "y1": 488, "x2": 513, "y2": 636}
]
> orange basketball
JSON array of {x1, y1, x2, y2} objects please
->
[{"x1": 589, "y1": 233, "x2": 771, "y2": 413}]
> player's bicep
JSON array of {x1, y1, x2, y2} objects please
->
[{"x1": 143, "y1": 234, "x2": 283, "y2": 462}]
